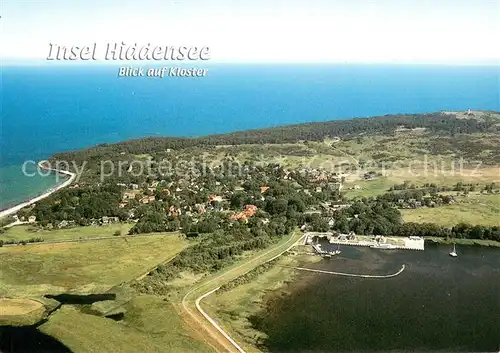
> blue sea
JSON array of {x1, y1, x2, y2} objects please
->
[{"x1": 1, "y1": 64, "x2": 499, "y2": 209}]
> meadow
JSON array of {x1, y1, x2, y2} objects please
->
[
  {"x1": 0, "y1": 231, "x2": 187, "y2": 297},
  {"x1": 0, "y1": 228, "x2": 210, "y2": 351},
  {"x1": 39, "y1": 296, "x2": 213, "y2": 353},
  {"x1": 22, "y1": 231, "x2": 304, "y2": 353},
  {"x1": 1, "y1": 223, "x2": 133, "y2": 243},
  {"x1": 401, "y1": 194, "x2": 500, "y2": 227},
  {"x1": 203, "y1": 131, "x2": 500, "y2": 197},
  {"x1": 0, "y1": 298, "x2": 46, "y2": 326}
]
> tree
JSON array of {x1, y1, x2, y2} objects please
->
[
  {"x1": 333, "y1": 215, "x2": 349, "y2": 233},
  {"x1": 230, "y1": 193, "x2": 245, "y2": 209},
  {"x1": 266, "y1": 199, "x2": 288, "y2": 215},
  {"x1": 312, "y1": 217, "x2": 329, "y2": 232}
]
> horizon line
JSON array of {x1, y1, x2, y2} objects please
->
[{"x1": 2, "y1": 59, "x2": 500, "y2": 67}]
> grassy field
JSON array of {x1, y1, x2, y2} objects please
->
[
  {"x1": 0, "y1": 228, "x2": 209, "y2": 352},
  {"x1": 0, "y1": 298, "x2": 46, "y2": 326},
  {"x1": 208, "y1": 132, "x2": 500, "y2": 201},
  {"x1": 402, "y1": 194, "x2": 500, "y2": 227},
  {"x1": 36, "y1": 231, "x2": 305, "y2": 353},
  {"x1": 344, "y1": 167, "x2": 500, "y2": 198},
  {"x1": 210, "y1": 131, "x2": 500, "y2": 173},
  {"x1": 39, "y1": 296, "x2": 213, "y2": 353},
  {"x1": 1, "y1": 223, "x2": 133, "y2": 243},
  {"x1": 343, "y1": 177, "x2": 394, "y2": 198},
  {"x1": 0, "y1": 232, "x2": 187, "y2": 297},
  {"x1": 0, "y1": 226, "x2": 305, "y2": 352}
]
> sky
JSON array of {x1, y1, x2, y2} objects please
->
[{"x1": 1, "y1": 0, "x2": 499, "y2": 64}]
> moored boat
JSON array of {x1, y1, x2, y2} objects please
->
[{"x1": 370, "y1": 243, "x2": 398, "y2": 250}]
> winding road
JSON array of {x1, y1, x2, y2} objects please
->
[{"x1": 181, "y1": 231, "x2": 305, "y2": 353}]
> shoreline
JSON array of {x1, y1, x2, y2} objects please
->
[
  {"x1": 0, "y1": 162, "x2": 76, "y2": 219},
  {"x1": 424, "y1": 237, "x2": 500, "y2": 248},
  {"x1": 206, "y1": 244, "x2": 500, "y2": 352},
  {"x1": 202, "y1": 254, "x2": 316, "y2": 351}
]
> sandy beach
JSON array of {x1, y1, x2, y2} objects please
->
[{"x1": 0, "y1": 162, "x2": 76, "y2": 219}]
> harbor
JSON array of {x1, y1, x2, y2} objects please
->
[
  {"x1": 304, "y1": 232, "x2": 425, "y2": 257},
  {"x1": 255, "y1": 243, "x2": 500, "y2": 352}
]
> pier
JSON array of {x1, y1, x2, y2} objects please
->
[{"x1": 311, "y1": 243, "x2": 341, "y2": 257}]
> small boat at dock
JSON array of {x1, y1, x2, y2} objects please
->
[{"x1": 370, "y1": 243, "x2": 397, "y2": 250}]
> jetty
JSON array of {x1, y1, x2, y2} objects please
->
[
  {"x1": 310, "y1": 243, "x2": 341, "y2": 257},
  {"x1": 286, "y1": 264, "x2": 406, "y2": 279}
]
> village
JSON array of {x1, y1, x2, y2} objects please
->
[{"x1": 4, "y1": 158, "x2": 475, "y2": 237}]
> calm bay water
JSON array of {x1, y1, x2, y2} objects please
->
[
  {"x1": 251, "y1": 243, "x2": 500, "y2": 352},
  {"x1": 1, "y1": 64, "x2": 499, "y2": 208}
]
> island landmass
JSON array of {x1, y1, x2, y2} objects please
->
[{"x1": 1, "y1": 110, "x2": 499, "y2": 352}]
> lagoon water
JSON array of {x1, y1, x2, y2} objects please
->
[
  {"x1": 1, "y1": 64, "x2": 499, "y2": 209},
  {"x1": 251, "y1": 243, "x2": 500, "y2": 352}
]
